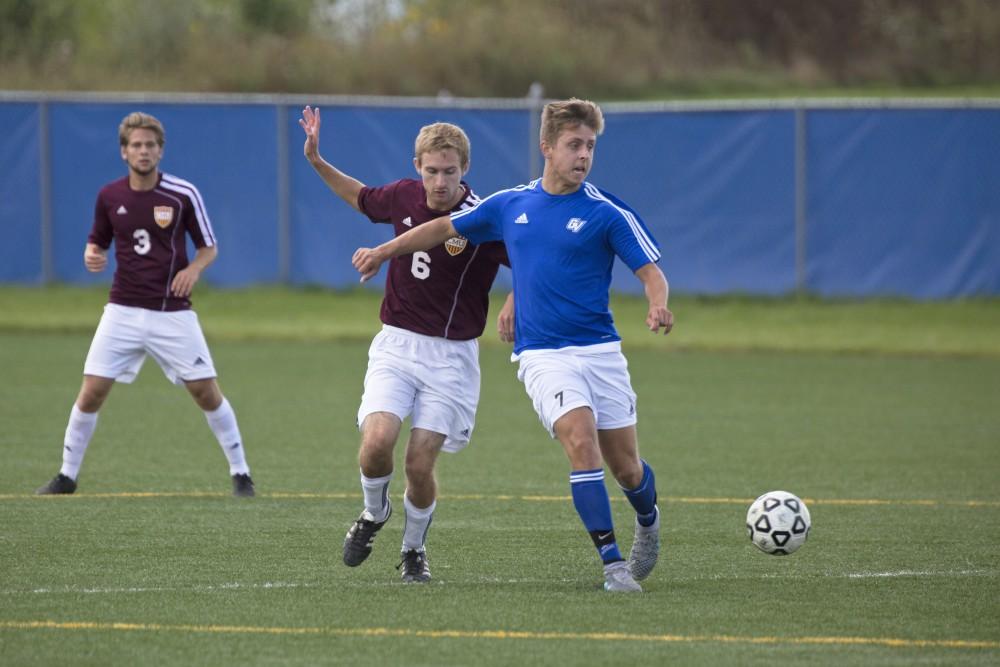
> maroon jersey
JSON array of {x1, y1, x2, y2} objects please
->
[
  {"x1": 358, "y1": 179, "x2": 508, "y2": 340},
  {"x1": 89, "y1": 173, "x2": 216, "y2": 312}
]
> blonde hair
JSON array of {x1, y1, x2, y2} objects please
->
[
  {"x1": 414, "y1": 122, "x2": 470, "y2": 169},
  {"x1": 118, "y1": 112, "x2": 165, "y2": 146},
  {"x1": 540, "y1": 98, "x2": 604, "y2": 147}
]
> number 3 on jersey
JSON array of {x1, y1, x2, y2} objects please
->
[
  {"x1": 411, "y1": 251, "x2": 431, "y2": 280},
  {"x1": 133, "y1": 228, "x2": 151, "y2": 255}
]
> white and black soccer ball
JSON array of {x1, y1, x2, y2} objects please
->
[{"x1": 746, "y1": 490, "x2": 811, "y2": 555}]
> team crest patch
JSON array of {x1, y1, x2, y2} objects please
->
[
  {"x1": 566, "y1": 217, "x2": 587, "y2": 233},
  {"x1": 153, "y1": 206, "x2": 174, "y2": 228},
  {"x1": 444, "y1": 236, "x2": 468, "y2": 256}
]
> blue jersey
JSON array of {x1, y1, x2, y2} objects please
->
[{"x1": 452, "y1": 179, "x2": 660, "y2": 353}]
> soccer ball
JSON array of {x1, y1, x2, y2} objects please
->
[{"x1": 746, "y1": 490, "x2": 811, "y2": 555}]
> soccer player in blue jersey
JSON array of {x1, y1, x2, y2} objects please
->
[
  {"x1": 353, "y1": 98, "x2": 673, "y2": 592},
  {"x1": 301, "y1": 107, "x2": 510, "y2": 582}
]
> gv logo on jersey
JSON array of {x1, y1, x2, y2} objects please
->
[
  {"x1": 444, "y1": 236, "x2": 468, "y2": 256},
  {"x1": 566, "y1": 217, "x2": 588, "y2": 233},
  {"x1": 153, "y1": 206, "x2": 174, "y2": 228}
]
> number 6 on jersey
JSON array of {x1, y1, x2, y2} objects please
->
[{"x1": 411, "y1": 251, "x2": 431, "y2": 280}]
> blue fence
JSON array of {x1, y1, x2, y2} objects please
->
[{"x1": 2, "y1": 93, "x2": 998, "y2": 298}]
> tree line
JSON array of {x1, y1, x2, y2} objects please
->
[{"x1": 2, "y1": 0, "x2": 997, "y2": 98}]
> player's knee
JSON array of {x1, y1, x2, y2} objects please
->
[
  {"x1": 76, "y1": 392, "x2": 106, "y2": 412},
  {"x1": 560, "y1": 435, "x2": 601, "y2": 468},
  {"x1": 360, "y1": 429, "x2": 396, "y2": 455},
  {"x1": 612, "y1": 464, "x2": 644, "y2": 489},
  {"x1": 557, "y1": 422, "x2": 598, "y2": 455},
  {"x1": 404, "y1": 452, "x2": 435, "y2": 480},
  {"x1": 359, "y1": 435, "x2": 396, "y2": 474},
  {"x1": 186, "y1": 379, "x2": 221, "y2": 410},
  {"x1": 77, "y1": 378, "x2": 112, "y2": 411},
  {"x1": 567, "y1": 436, "x2": 600, "y2": 458}
]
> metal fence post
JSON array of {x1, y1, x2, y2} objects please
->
[
  {"x1": 39, "y1": 100, "x2": 53, "y2": 284},
  {"x1": 794, "y1": 104, "x2": 807, "y2": 295},
  {"x1": 527, "y1": 82, "x2": 544, "y2": 180},
  {"x1": 276, "y1": 103, "x2": 291, "y2": 284}
]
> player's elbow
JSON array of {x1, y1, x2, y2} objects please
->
[
  {"x1": 635, "y1": 261, "x2": 663, "y2": 282},
  {"x1": 200, "y1": 244, "x2": 219, "y2": 263}
]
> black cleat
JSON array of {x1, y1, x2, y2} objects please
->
[
  {"x1": 231, "y1": 473, "x2": 255, "y2": 497},
  {"x1": 36, "y1": 473, "x2": 77, "y2": 495},
  {"x1": 343, "y1": 502, "x2": 391, "y2": 567},
  {"x1": 397, "y1": 548, "x2": 431, "y2": 583}
]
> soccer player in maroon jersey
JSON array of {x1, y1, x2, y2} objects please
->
[
  {"x1": 35, "y1": 112, "x2": 255, "y2": 498},
  {"x1": 300, "y1": 106, "x2": 511, "y2": 582}
]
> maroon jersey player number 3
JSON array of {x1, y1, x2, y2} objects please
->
[{"x1": 35, "y1": 111, "x2": 256, "y2": 498}]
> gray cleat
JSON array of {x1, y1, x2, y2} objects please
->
[
  {"x1": 603, "y1": 560, "x2": 642, "y2": 592},
  {"x1": 628, "y1": 506, "x2": 660, "y2": 581}
]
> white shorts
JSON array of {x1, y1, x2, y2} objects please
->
[
  {"x1": 515, "y1": 341, "x2": 637, "y2": 437},
  {"x1": 83, "y1": 303, "x2": 217, "y2": 385},
  {"x1": 358, "y1": 325, "x2": 480, "y2": 453}
]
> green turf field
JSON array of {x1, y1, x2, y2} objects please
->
[{"x1": 1, "y1": 287, "x2": 998, "y2": 665}]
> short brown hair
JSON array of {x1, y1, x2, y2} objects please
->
[
  {"x1": 540, "y1": 98, "x2": 604, "y2": 147},
  {"x1": 414, "y1": 122, "x2": 470, "y2": 170},
  {"x1": 118, "y1": 112, "x2": 165, "y2": 147}
]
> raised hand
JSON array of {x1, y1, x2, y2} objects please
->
[{"x1": 299, "y1": 105, "x2": 321, "y2": 161}]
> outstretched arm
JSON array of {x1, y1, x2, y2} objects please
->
[
  {"x1": 635, "y1": 262, "x2": 674, "y2": 335},
  {"x1": 352, "y1": 215, "x2": 457, "y2": 282},
  {"x1": 299, "y1": 106, "x2": 365, "y2": 213}
]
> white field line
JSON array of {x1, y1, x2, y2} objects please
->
[
  {"x1": 739, "y1": 569, "x2": 996, "y2": 581},
  {"x1": 1, "y1": 568, "x2": 994, "y2": 597},
  {"x1": 6, "y1": 581, "x2": 317, "y2": 595},
  {"x1": 842, "y1": 569, "x2": 988, "y2": 579}
]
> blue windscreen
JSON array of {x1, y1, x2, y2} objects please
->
[{"x1": 2, "y1": 98, "x2": 997, "y2": 298}]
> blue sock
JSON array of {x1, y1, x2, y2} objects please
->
[
  {"x1": 570, "y1": 468, "x2": 622, "y2": 564},
  {"x1": 622, "y1": 459, "x2": 659, "y2": 527}
]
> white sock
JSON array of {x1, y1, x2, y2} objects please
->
[
  {"x1": 204, "y1": 397, "x2": 249, "y2": 475},
  {"x1": 361, "y1": 471, "x2": 392, "y2": 522},
  {"x1": 402, "y1": 493, "x2": 436, "y2": 552},
  {"x1": 59, "y1": 404, "x2": 99, "y2": 480}
]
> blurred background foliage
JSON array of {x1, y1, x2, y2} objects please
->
[{"x1": 1, "y1": 0, "x2": 998, "y2": 98}]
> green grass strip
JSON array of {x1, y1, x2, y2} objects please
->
[{"x1": 1, "y1": 285, "x2": 998, "y2": 357}]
